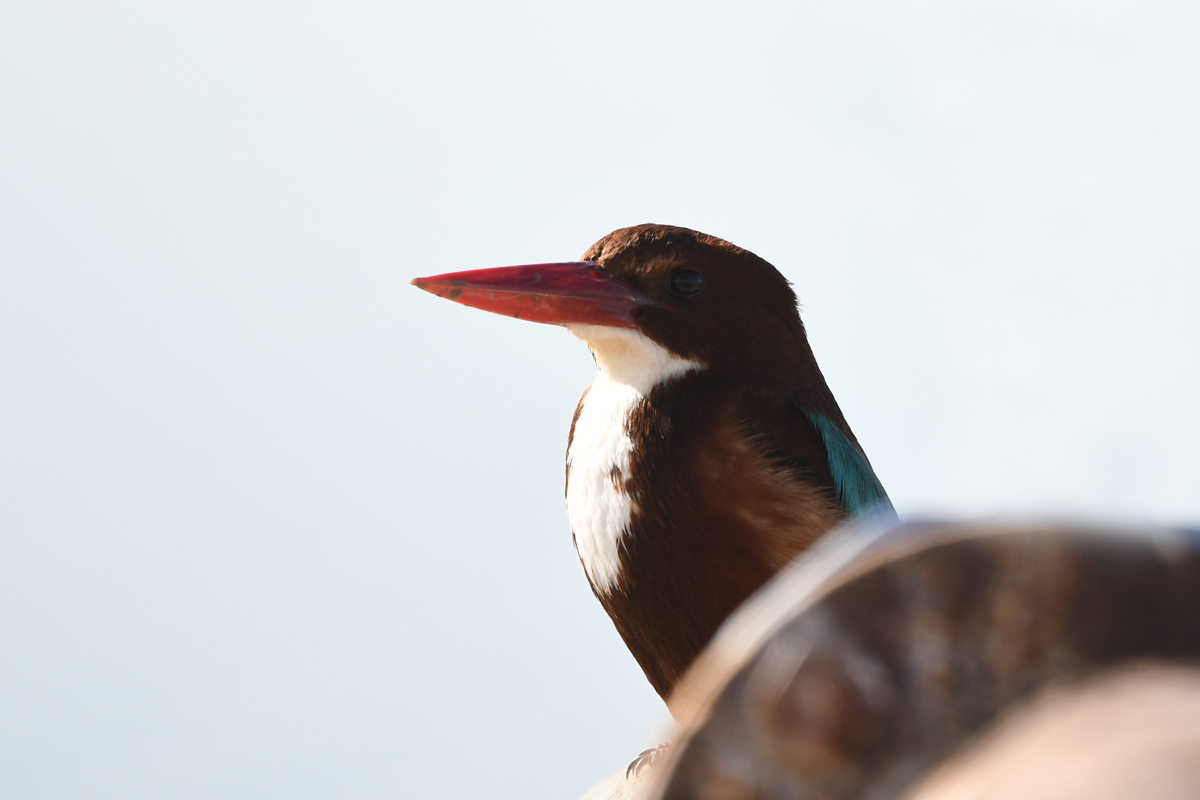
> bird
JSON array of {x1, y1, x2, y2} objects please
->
[{"x1": 412, "y1": 224, "x2": 893, "y2": 705}]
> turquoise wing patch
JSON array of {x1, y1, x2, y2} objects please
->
[{"x1": 805, "y1": 412, "x2": 895, "y2": 517}]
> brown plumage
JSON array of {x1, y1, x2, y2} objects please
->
[
  {"x1": 571, "y1": 371, "x2": 846, "y2": 698},
  {"x1": 566, "y1": 224, "x2": 876, "y2": 701}
]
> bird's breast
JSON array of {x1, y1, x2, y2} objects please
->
[
  {"x1": 564, "y1": 325, "x2": 703, "y2": 597},
  {"x1": 566, "y1": 372, "x2": 641, "y2": 596}
]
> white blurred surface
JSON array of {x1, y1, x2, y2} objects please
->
[{"x1": 1, "y1": 1, "x2": 1197, "y2": 798}]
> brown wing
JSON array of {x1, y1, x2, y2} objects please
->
[
  {"x1": 732, "y1": 389, "x2": 839, "y2": 510},
  {"x1": 716, "y1": 388, "x2": 847, "y2": 572}
]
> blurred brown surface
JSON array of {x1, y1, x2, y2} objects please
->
[
  {"x1": 907, "y1": 662, "x2": 1200, "y2": 800},
  {"x1": 640, "y1": 521, "x2": 1200, "y2": 800}
]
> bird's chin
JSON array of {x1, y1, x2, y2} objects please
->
[{"x1": 568, "y1": 325, "x2": 702, "y2": 391}]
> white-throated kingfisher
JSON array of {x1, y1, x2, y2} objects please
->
[{"x1": 413, "y1": 224, "x2": 893, "y2": 703}]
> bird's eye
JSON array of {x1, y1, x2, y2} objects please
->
[{"x1": 668, "y1": 269, "x2": 705, "y2": 297}]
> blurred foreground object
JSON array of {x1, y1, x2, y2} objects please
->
[
  {"x1": 585, "y1": 520, "x2": 1200, "y2": 799},
  {"x1": 908, "y1": 663, "x2": 1200, "y2": 800}
]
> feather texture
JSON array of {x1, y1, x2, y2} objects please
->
[{"x1": 804, "y1": 412, "x2": 894, "y2": 516}]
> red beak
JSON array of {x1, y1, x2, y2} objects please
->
[{"x1": 411, "y1": 262, "x2": 651, "y2": 329}]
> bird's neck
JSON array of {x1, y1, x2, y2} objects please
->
[{"x1": 568, "y1": 324, "x2": 700, "y2": 392}]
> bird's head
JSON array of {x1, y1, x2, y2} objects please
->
[{"x1": 412, "y1": 224, "x2": 808, "y2": 386}]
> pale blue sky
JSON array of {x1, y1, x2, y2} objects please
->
[{"x1": 2, "y1": 2, "x2": 1198, "y2": 798}]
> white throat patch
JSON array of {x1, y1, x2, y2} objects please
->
[{"x1": 565, "y1": 325, "x2": 702, "y2": 595}]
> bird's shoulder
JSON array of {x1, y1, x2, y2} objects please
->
[
  {"x1": 664, "y1": 384, "x2": 847, "y2": 571},
  {"x1": 729, "y1": 388, "x2": 839, "y2": 494}
]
